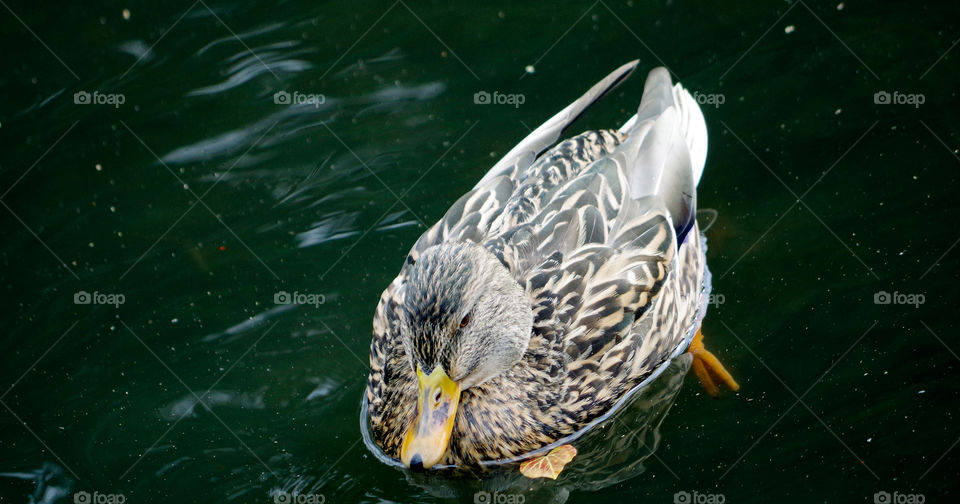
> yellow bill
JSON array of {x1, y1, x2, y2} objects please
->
[{"x1": 400, "y1": 365, "x2": 461, "y2": 470}]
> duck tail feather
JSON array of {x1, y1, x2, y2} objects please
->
[
  {"x1": 616, "y1": 67, "x2": 709, "y2": 245},
  {"x1": 475, "y1": 60, "x2": 640, "y2": 189}
]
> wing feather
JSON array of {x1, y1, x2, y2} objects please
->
[{"x1": 367, "y1": 63, "x2": 712, "y2": 465}]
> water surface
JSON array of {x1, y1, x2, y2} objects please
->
[{"x1": 1, "y1": 1, "x2": 958, "y2": 502}]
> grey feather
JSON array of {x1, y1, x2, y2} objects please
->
[{"x1": 367, "y1": 63, "x2": 713, "y2": 467}]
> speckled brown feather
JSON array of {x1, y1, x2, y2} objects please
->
[{"x1": 366, "y1": 66, "x2": 710, "y2": 466}]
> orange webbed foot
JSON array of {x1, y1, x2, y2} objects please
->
[{"x1": 688, "y1": 328, "x2": 739, "y2": 397}]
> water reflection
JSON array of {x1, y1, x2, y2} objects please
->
[{"x1": 0, "y1": 463, "x2": 73, "y2": 504}]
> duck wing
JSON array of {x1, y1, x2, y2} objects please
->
[
  {"x1": 454, "y1": 67, "x2": 710, "y2": 461},
  {"x1": 400, "y1": 61, "x2": 643, "y2": 265}
]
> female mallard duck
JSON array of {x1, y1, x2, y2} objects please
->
[{"x1": 365, "y1": 61, "x2": 737, "y2": 471}]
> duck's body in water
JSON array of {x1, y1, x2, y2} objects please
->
[{"x1": 365, "y1": 61, "x2": 737, "y2": 470}]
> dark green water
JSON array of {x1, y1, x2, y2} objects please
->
[{"x1": 2, "y1": 1, "x2": 959, "y2": 502}]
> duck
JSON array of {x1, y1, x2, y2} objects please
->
[{"x1": 364, "y1": 60, "x2": 738, "y2": 472}]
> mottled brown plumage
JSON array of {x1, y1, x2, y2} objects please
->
[{"x1": 365, "y1": 62, "x2": 712, "y2": 467}]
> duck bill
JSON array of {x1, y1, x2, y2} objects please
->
[{"x1": 400, "y1": 366, "x2": 461, "y2": 470}]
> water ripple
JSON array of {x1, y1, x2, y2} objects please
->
[
  {"x1": 118, "y1": 39, "x2": 154, "y2": 63},
  {"x1": 188, "y1": 47, "x2": 315, "y2": 96},
  {"x1": 159, "y1": 388, "x2": 268, "y2": 421},
  {"x1": 295, "y1": 210, "x2": 361, "y2": 248}
]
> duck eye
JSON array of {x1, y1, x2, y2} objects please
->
[{"x1": 459, "y1": 314, "x2": 470, "y2": 328}]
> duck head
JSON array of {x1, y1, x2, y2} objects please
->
[{"x1": 397, "y1": 241, "x2": 533, "y2": 470}]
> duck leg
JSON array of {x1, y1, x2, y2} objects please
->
[{"x1": 688, "y1": 327, "x2": 739, "y2": 397}]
